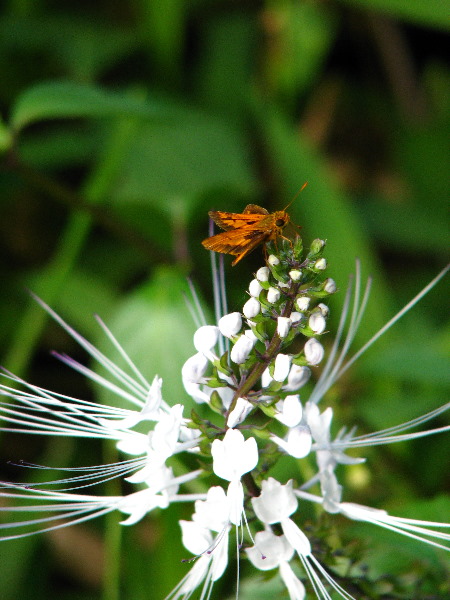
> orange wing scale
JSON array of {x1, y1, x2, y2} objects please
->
[{"x1": 202, "y1": 204, "x2": 292, "y2": 266}]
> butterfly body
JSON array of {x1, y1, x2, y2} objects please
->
[{"x1": 202, "y1": 204, "x2": 292, "y2": 266}]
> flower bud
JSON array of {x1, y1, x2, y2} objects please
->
[
  {"x1": 324, "y1": 278, "x2": 337, "y2": 294},
  {"x1": 268, "y1": 255, "x2": 280, "y2": 266},
  {"x1": 317, "y1": 303, "x2": 330, "y2": 317},
  {"x1": 290, "y1": 311, "x2": 302, "y2": 324},
  {"x1": 267, "y1": 286, "x2": 281, "y2": 303},
  {"x1": 315, "y1": 258, "x2": 327, "y2": 271},
  {"x1": 244, "y1": 329, "x2": 258, "y2": 343},
  {"x1": 193, "y1": 326, "x2": 219, "y2": 354},
  {"x1": 289, "y1": 269, "x2": 302, "y2": 281},
  {"x1": 310, "y1": 238, "x2": 326, "y2": 255},
  {"x1": 284, "y1": 364, "x2": 311, "y2": 391},
  {"x1": 256, "y1": 266, "x2": 270, "y2": 282},
  {"x1": 243, "y1": 297, "x2": 261, "y2": 318},
  {"x1": 218, "y1": 312, "x2": 242, "y2": 338},
  {"x1": 296, "y1": 296, "x2": 310, "y2": 312},
  {"x1": 249, "y1": 279, "x2": 263, "y2": 297},
  {"x1": 273, "y1": 353, "x2": 292, "y2": 382},
  {"x1": 304, "y1": 338, "x2": 324, "y2": 365},
  {"x1": 230, "y1": 333, "x2": 255, "y2": 364},
  {"x1": 309, "y1": 312, "x2": 326, "y2": 334},
  {"x1": 277, "y1": 317, "x2": 292, "y2": 338},
  {"x1": 227, "y1": 397, "x2": 254, "y2": 428}
]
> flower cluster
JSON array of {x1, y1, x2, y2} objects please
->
[{"x1": 0, "y1": 237, "x2": 449, "y2": 599}]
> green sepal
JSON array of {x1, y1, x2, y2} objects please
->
[
  {"x1": 198, "y1": 438, "x2": 212, "y2": 457},
  {"x1": 258, "y1": 402, "x2": 278, "y2": 418},
  {"x1": 257, "y1": 278, "x2": 272, "y2": 291},
  {"x1": 206, "y1": 375, "x2": 228, "y2": 388},
  {"x1": 270, "y1": 264, "x2": 291, "y2": 284},
  {"x1": 209, "y1": 390, "x2": 224, "y2": 415},
  {"x1": 249, "y1": 426, "x2": 273, "y2": 441},
  {"x1": 252, "y1": 321, "x2": 269, "y2": 343},
  {"x1": 292, "y1": 354, "x2": 309, "y2": 366},
  {"x1": 189, "y1": 409, "x2": 205, "y2": 428},
  {"x1": 216, "y1": 351, "x2": 232, "y2": 375},
  {"x1": 264, "y1": 379, "x2": 284, "y2": 393},
  {"x1": 292, "y1": 235, "x2": 303, "y2": 260},
  {"x1": 308, "y1": 288, "x2": 334, "y2": 299},
  {"x1": 308, "y1": 238, "x2": 326, "y2": 258}
]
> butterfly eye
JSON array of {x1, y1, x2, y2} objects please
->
[{"x1": 276, "y1": 218, "x2": 286, "y2": 227}]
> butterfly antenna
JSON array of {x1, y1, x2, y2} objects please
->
[{"x1": 283, "y1": 181, "x2": 308, "y2": 211}]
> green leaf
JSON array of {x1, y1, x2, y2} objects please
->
[
  {"x1": 11, "y1": 81, "x2": 173, "y2": 131},
  {"x1": 340, "y1": 0, "x2": 450, "y2": 30}
]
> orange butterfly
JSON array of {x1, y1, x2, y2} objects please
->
[{"x1": 202, "y1": 183, "x2": 306, "y2": 266}]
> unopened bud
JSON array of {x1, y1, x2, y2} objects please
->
[
  {"x1": 289, "y1": 269, "x2": 302, "y2": 281},
  {"x1": 324, "y1": 278, "x2": 337, "y2": 294},
  {"x1": 309, "y1": 312, "x2": 326, "y2": 334},
  {"x1": 268, "y1": 254, "x2": 280, "y2": 266},
  {"x1": 296, "y1": 296, "x2": 311, "y2": 312},
  {"x1": 230, "y1": 333, "x2": 255, "y2": 364},
  {"x1": 218, "y1": 312, "x2": 242, "y2": 338},
  {"x1": 256, "y1": 266, "x2": 270, "y2": 282},
  {"x1": 310, "y1": 238, "x2": 326, "y2": 255},
  {"x1": 304, "y1": 338, "x2": 324, "y2": 365},
  {"x1": 315, "y1": 258, "x2": 327, "y2": 271},
  {"x1": 243, "y1": 297, "x2": 261, "y2": 318},
  {"x1": 277, "y1": 317, "x2": 292, "y2": 338},
  {"x1": 317, "y1": 303, "x2": 329, "y2": 317},
  {"x1": 249, "y1": 279, "x2": 263, "y2": 297},
  {"x1": 267, "y1": 286, "x2": 281, "y2": 303}
]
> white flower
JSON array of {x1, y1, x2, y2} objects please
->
[
  {"x1": 246, "y1": 531, "x2": 307, "y2": 600},
  {"x1": 274, "y1": 395, "x2": 303, "y2": 427},
  {"x1": 227, "y1": 397, "x2": 254, "y2": 428},
  {"x1": 284, "y1": 364, "x2": 311, "y2": 392},
  {"x1": 271, "y1": 425, "x2": 312, "y2": 459},
  {"x1": 182, "y1": 352, "x2": 210, "y2": 403},
  {"x1": 252, "y1": 478, "x2": 297, "y2": 524},
  {"x1": 268, "y1": 254, "x2": 280, "y2": 266},
  {"x1": 175, "y1": 486, "x2": 231, "y2": 598},
  {"x1": 211, "y1": 428, "x2": 258, "y2": 525},
  {"x1": 273, "y1": 353, "x2": 292, "y2": 382}
]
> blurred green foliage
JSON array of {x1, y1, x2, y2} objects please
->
[{"x1": 0, "y1": 1, "x2": 448, "y2": 599}]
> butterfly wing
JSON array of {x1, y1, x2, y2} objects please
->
[
  {"x1": 208, "y1": 205, "x2": 269, "y2": 231},
  {"x1": 202, "y1": 227, "x2": 270, "y2": 265}
]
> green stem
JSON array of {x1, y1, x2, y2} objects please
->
[{"x1": 227, "y1": 282, "x2": 300, "y2": 416}]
